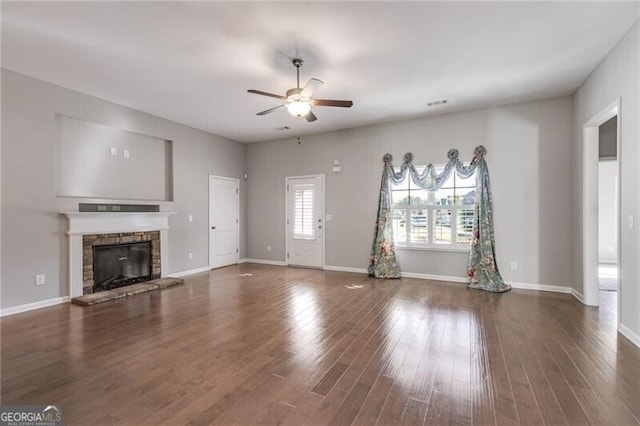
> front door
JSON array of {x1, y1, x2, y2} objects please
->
[
  {"x1": 286, "y1": 175, "x2": 324, "y2": 268},
  {"x1": 209, "y1": 176, "x2": 239, "y2": 269}
]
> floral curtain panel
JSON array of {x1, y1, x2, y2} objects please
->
[{"x1": 368, "y1": 146, "x2": 510, "y2": 293}]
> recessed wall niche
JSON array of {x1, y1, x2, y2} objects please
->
[{"x1": 55, "y1": 115, "x2": 174, "y2": 201}]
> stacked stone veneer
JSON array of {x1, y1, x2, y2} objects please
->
[{"x1": 82, "y1": 231, "x2": 161, "y2": 294}]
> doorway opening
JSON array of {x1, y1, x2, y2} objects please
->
[{"x1": 582, "y1": 99, "x2": 620, "y2": 325}]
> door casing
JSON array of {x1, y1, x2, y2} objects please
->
[{"x1": 285, "y1": 174, "x2": 325, "y2": 268}]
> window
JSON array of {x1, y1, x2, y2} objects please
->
[
  {"x1": 293, "y1": 186, "x2": 315, "y2": 239},
  {"x1": 391, "y1": 166, "x2": 476, "y2": 250}
]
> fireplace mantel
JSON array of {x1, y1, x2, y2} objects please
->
[{"x1": 62, "y1": 212, "x2": 176, "y2": 297}]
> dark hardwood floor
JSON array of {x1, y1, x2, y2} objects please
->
[{"x1": 2, "y1": 264, "x2": 639, "y2": 425}]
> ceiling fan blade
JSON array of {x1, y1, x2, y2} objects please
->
[
  {"x1": 311, "y1": 99, "x2": 353, "y2": 108},
  {"x1": 247, "y1": 89, "x2": 285, "y2": 100},
  {"x1": 304, "y1": 111, "x2": 318, "y2": 122},
  {"x1": 257, "y1": 105, "x2": 285, "y2": 116},
  {"x1": 300, "y1": 78, "x2": 324, "y2": 98}
]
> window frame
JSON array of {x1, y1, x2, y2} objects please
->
[{"x1": 390, "y1": 165, "x2": 476, "y2": 251}]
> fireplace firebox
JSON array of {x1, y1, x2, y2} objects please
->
[{"x1": 93, "y1": 241, "x2": 152, "y2": 292}]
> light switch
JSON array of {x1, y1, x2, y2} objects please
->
[
  {"x1": 123, "y1": 149, "x2": 130, "y2": 158},
  {"x1": 188, "y1": 215, "x2": 193, "y2": 222},
  {"x1": 110, "y1": 146, "x2": 118, "y2": 156},
  {"x1": 628, "y1": 215, "x2": 634, "y2": 229}
]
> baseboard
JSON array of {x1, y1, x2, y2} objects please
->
[
  {"x1": 244, "y1": 262, "x2": 576, "y2": 296},
  {"x1": 400, "y1": 276, "x2": 573, "y2": 294},
  {"x1": 507, "y1": 281, "x2": 573, "y2": 294},
  {"x1": 169, "y1": 266, "x2": 212, "y2": 278},
  {"x1": 618, "y1": 323, "x2": 640, "y2": 349},
  {"x1": 401, "y1": 272, "x2": 467, "y2": 283},
  {"x1": 244, "y1": 258, "x2": 287, "y2": 266},
  {"x1": 238, "y1": 258, "x2": 248, "y2": 264},
  {"x1": 323, "y1": 267, "x2": 469, "y2": 284},
  {"x1": 324, "y1": 265, "x2": 368, "y2": 274},
  {"x1": 1, "y1": 296, "x2": 70, "y2": 317},
  {"x1": 571, "y1": 288, "x2": 585, "y2": 303}
]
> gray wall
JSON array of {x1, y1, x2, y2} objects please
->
[
  {"x1": 573, "y1": 20, "x2": 640, "y2": 338},
  {"x1": 247, "y1": 96, "x2": 574, "y2": 288},
  {"x1": 56, "y1": 115, "x2": 173, "y2": 201},
  {"x1": 599, "y1": 116, "x2": 618, "y2": 159},
  {"x1": 1, "y1": 69, "x2": 247, "y2": 309}
]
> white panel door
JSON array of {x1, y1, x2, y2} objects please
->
[
  {"x1": 286, "y1": 175, "x2": 324, "y2": 268},
  {"x1": 209, "y1": 176, "x2": 239, "y2": 269}
]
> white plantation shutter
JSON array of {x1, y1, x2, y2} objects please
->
[{"x1": 293, "y1": 186, "x2": 315, "y2": 238}]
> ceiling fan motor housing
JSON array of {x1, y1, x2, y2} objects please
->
[
  {"x1": 286, "y1": 87, "x2": 308, "y2": 101},
  {"x1": 247, "y1": 56, "x2": 352, "y2": 121}
]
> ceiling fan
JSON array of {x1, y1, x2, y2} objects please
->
[{"x1": 247, "y1": 58, "x2": 353, "y2": 122}]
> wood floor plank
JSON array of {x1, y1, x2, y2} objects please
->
[{"x1": 2, "y1": 265, "x2": 639, "y2": 425}]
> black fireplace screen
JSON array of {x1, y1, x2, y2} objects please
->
[{"x1": 93, "y1": 241, "x2": 152, "y2": 292}]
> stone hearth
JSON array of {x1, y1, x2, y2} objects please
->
[{"x1": 71, "y1": 277, "x2": 184, "y2": 306}]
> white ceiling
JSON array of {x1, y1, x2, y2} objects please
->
[{"x1": 2, "y1": 2, "x2": 638, "y2": 143}]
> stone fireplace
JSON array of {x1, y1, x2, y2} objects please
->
[
  {"x1": 83, "y1": 231, "x2": 160, "y2": 294},
  {"x1": 63, "y1": 212, "x2": 175, "y2": 298}
]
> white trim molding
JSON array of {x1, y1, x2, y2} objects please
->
[
  {"x1": 401, "y1": 272, "x2": 467, "y2": 283},
  {"x1": 571, "y1": 288, "x2": 585, "y2": 303},
  {"x1": 1, "y1": 296, "x2": 70, "y2": 317},
  {"x1": 169, "y1": 266, "x2": 212, "y2": 278},
  {"x1": 618, "y1": 323, "x2": 640, "y2": 349},
  {"x1": 248, "y1": 262, "x2": 579, "y2": 297},
  {"x1": 244, "y1": 258, "x2": 287, "y2": 267},
  {"x1": 62, "y1": 212, "x2": 176, "y2": 298},
  {"x1": 507, "y1": 281, "x2": 573, "y2": 294},
  {"x1": 324, "y1": 265, "x2": 368, "y2": 274}
]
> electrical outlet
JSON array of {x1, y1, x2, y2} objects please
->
[
  {"x1": 267, "y1": 245, "x2": 272, "y2": 253},
  {"x1": 35, "y1": 274, "x2": 45, "y2": 286},
  {"x1": 188, "y1": 253, "x2": 193, "y2": 260},
  {"x1": 123, "y1": 149, "x2": 130, "y2": 159},
  {"x1": 510, "y1": 261, "x2": 518, "y2": 270}
]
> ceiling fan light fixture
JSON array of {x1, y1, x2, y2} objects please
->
[
  {"x1": 286, "y1": 101, "x2": 311, "y2": 117},
  {"x1": 248, "y1": 57, "x2": 352, "y2": 122}
]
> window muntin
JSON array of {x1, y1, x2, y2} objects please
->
[{"x1": 391, "y1": 165, "x2": 476, "y2": 249}]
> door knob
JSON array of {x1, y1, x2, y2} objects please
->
[{"x1": 211, "y1": 226, "x2": 216, "y2": 229}]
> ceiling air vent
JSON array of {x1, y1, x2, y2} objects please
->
[{"x1": 427, "y1": 99, "x2": 448, "y2": 107}]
